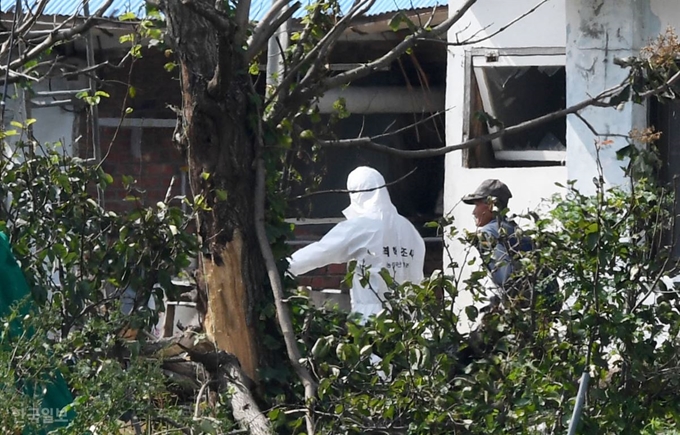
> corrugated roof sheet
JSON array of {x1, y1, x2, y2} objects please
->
[{"x1": 1, "y1": 0, "x2": 445, "y2": 21}]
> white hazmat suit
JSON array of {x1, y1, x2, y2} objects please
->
[{"x1": 289, "y1": 166, "x2": 426, "y2": 319}]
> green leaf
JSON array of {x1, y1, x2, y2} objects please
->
[
  {"x1": 360, "y1": 344, "x2": 373, "y2": 358},
  {"x1": 608, "y1": 84, "x2": 631, "y2": 108},
  {"x1": 119, "y1": 11, "x2": 137, "y2": 21},
  {"x1": 300, "y1": 129, "x2": 315, "y2": 139},
  {"x1": 586, "y1": 232, "x2": 599, "y2": 251},
  {"x1": 101, "y1": 172, "x2": 114, "y2": 185},
  {"x1": 268, "y1": 408, "x2": 281, "y2": 421},
  {"x1": 465, "y1": 305, "x2": 478, "y2": 322},
  {"x1": 388, "y1": 12, "x2": 405, "y2": 32},
  {"x1": 311, "y1": 336, "x2": 329, "y2": 358},
  {"x1": 0, "y1": 129, "x2": 18, "y2": 138},
  {"x1": 616, "y1": 144, "x2": 636, "y2": 161},
  {"x1": 215, "y1": 189, "x2": 228, "y2": 201},
  {"x1": 119, "y1": 33, "x2": 135, "y2": 44}
]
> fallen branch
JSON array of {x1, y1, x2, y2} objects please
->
[{"x1": 136, "y1": 328, "x2": 273, "y2": 434}]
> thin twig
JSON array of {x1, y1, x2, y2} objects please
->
[
  {"x1": 1, "y1": 0, "x2": 21, "y2": 125},
  {"x1": 292, "y1": 167, "x2": 417, "y2": 200},
  {"x1": 193, "y1": 380, "x2": 213, "y2": 419},
  {"x1": 153, "y1": 416, "x2": 191, "y2": 435},
  {"x1": 434, "y1": 0, "x2": 551, "y2": 47}
]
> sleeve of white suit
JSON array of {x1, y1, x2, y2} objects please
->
[{"x1": 288, "y1": 219, "x2": 377, "y2": 276}]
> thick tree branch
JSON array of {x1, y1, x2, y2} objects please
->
[
  {"x1": 14, "y1": 0, "x2": 50, "y2": 36},
  {"x1": 255, "y1": 155, "x2": 317, "y2": 434},
  {"x1": 290, "y1": 1, "x2": 321, "y2": 65},
  {"x1": 191, "y1": 350, "x2": 273, "y2": 435},
  {"x1": 265, "y1": 0, "x2": 378, "y2": 118},
  {"x1": 246, "y1": 0, "x2": 295, "y2": 61},
  {"x1": 297, "y1": 0, "x2": 376, "y2": 86},
  {"x1": 142, "y1": 329, "x2": 272, "y2": 434},
  {"x1": 317, "y1": 0, "x2": 477, "y2": 92},
  {"x1": 317, "y1": 81, "x2": 627, "y2": 158},
  {"x1": 245, "y1": 1, "x2": 300, "y2": 63},
  {"x1": 234, "y1": 0, "x2": 252, "y2": 45},
  {"x1": 181, "y1": 0, "x2": 232, "y2": 32},
  {"x1": 254, "y1": 104, "x2": 317, "y2": 433},
  {"x1": 4, "y1": 0, "x2": 115, "y2": 73}
]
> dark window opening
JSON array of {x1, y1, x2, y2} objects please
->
[{"x1": 466, "y1": 64, "x2": 567, "y2": 168}]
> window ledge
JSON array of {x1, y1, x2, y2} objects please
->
[{"x1": 495, "y1": 150, "x2": 566, "y2": 162}]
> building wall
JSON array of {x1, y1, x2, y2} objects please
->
[
  {"x1": 650, "y1": 0, "x2": 680, "y2": 30},
  {"x1": 445, "y1": 0, "x2": 680, "y2": 329},
  {"x1": 445, "y1": 0, "x2": 568, "y2": 327},
  {"x1": 3, "y1": 75, "x2": 87, "y2": 156},
  {"x1": 74, "y1": 49, "x2": 186, "y2": 213},
  {"x1": 565, "y1": 0, "x2": 651, "y2": 193},
  {"x1": 564, "y1": 0, "x2": 678, "y2": 194}
]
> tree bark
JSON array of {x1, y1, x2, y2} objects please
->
[{"x1": 161, "y1": 0, "x2": 267, "y2": 382}]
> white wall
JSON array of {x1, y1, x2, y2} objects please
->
[
  {"x1": 445, "y1": 0, "x2": 567, "y2": 329},
  {"x1": 3, "y1": 76, "x2": 85, "y2": 156},
  {"x1": 444, "y1": 0, "x2": 680, "y2": 329},
  {"x1": 443, "y1": 166, "x2": 567, "y2": 331},
  {"x1": 446, "y1": 0, "x2": 566, "y2": 171},
  {"x1": 650, "y1": 0, "x2": 680, "y2": 31}
]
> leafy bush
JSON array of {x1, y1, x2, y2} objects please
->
[
  {"x1": 0, "y1": 140, "x2": 202, "y2": 433},
  {"x1": 3, "y1": 137, "x2": 680, "y2": 435},
  {"x1": 284, "y1": 155, "x2": 680, "y2": 434}
]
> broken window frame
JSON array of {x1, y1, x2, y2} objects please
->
[{"x1": 463, "y1": 47, "x2": 567, "y2": 163}]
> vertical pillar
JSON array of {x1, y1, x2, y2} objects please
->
[{"x1": 565, "y1": 0, "x2": 649, "y2": 193}]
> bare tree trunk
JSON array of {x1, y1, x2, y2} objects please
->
[{"x1": 161, "y1": 0, "x2": 266, "y2": 382}]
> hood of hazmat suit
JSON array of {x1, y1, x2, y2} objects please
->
[{"x1": 289, "y1": 166, "x2": 426, "y2": 320}]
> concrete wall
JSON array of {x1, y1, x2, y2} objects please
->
[
  {"x1": 564, "y1": 0, "x2": 678, "y2": 193},
  {"x1": 565, "y1": 0, "x2": 653, "y2": 193},
  {"x1": 445, "y1": 0, "x2": 568, "y2": 328}
]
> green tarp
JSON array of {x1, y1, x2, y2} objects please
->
[{"x1": 0, "y1": 232, "x2": 74, "y2": 432}]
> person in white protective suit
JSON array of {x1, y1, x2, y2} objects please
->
[{"x1": 288, "y1": 166, "x2": 426, "y2": 320}]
